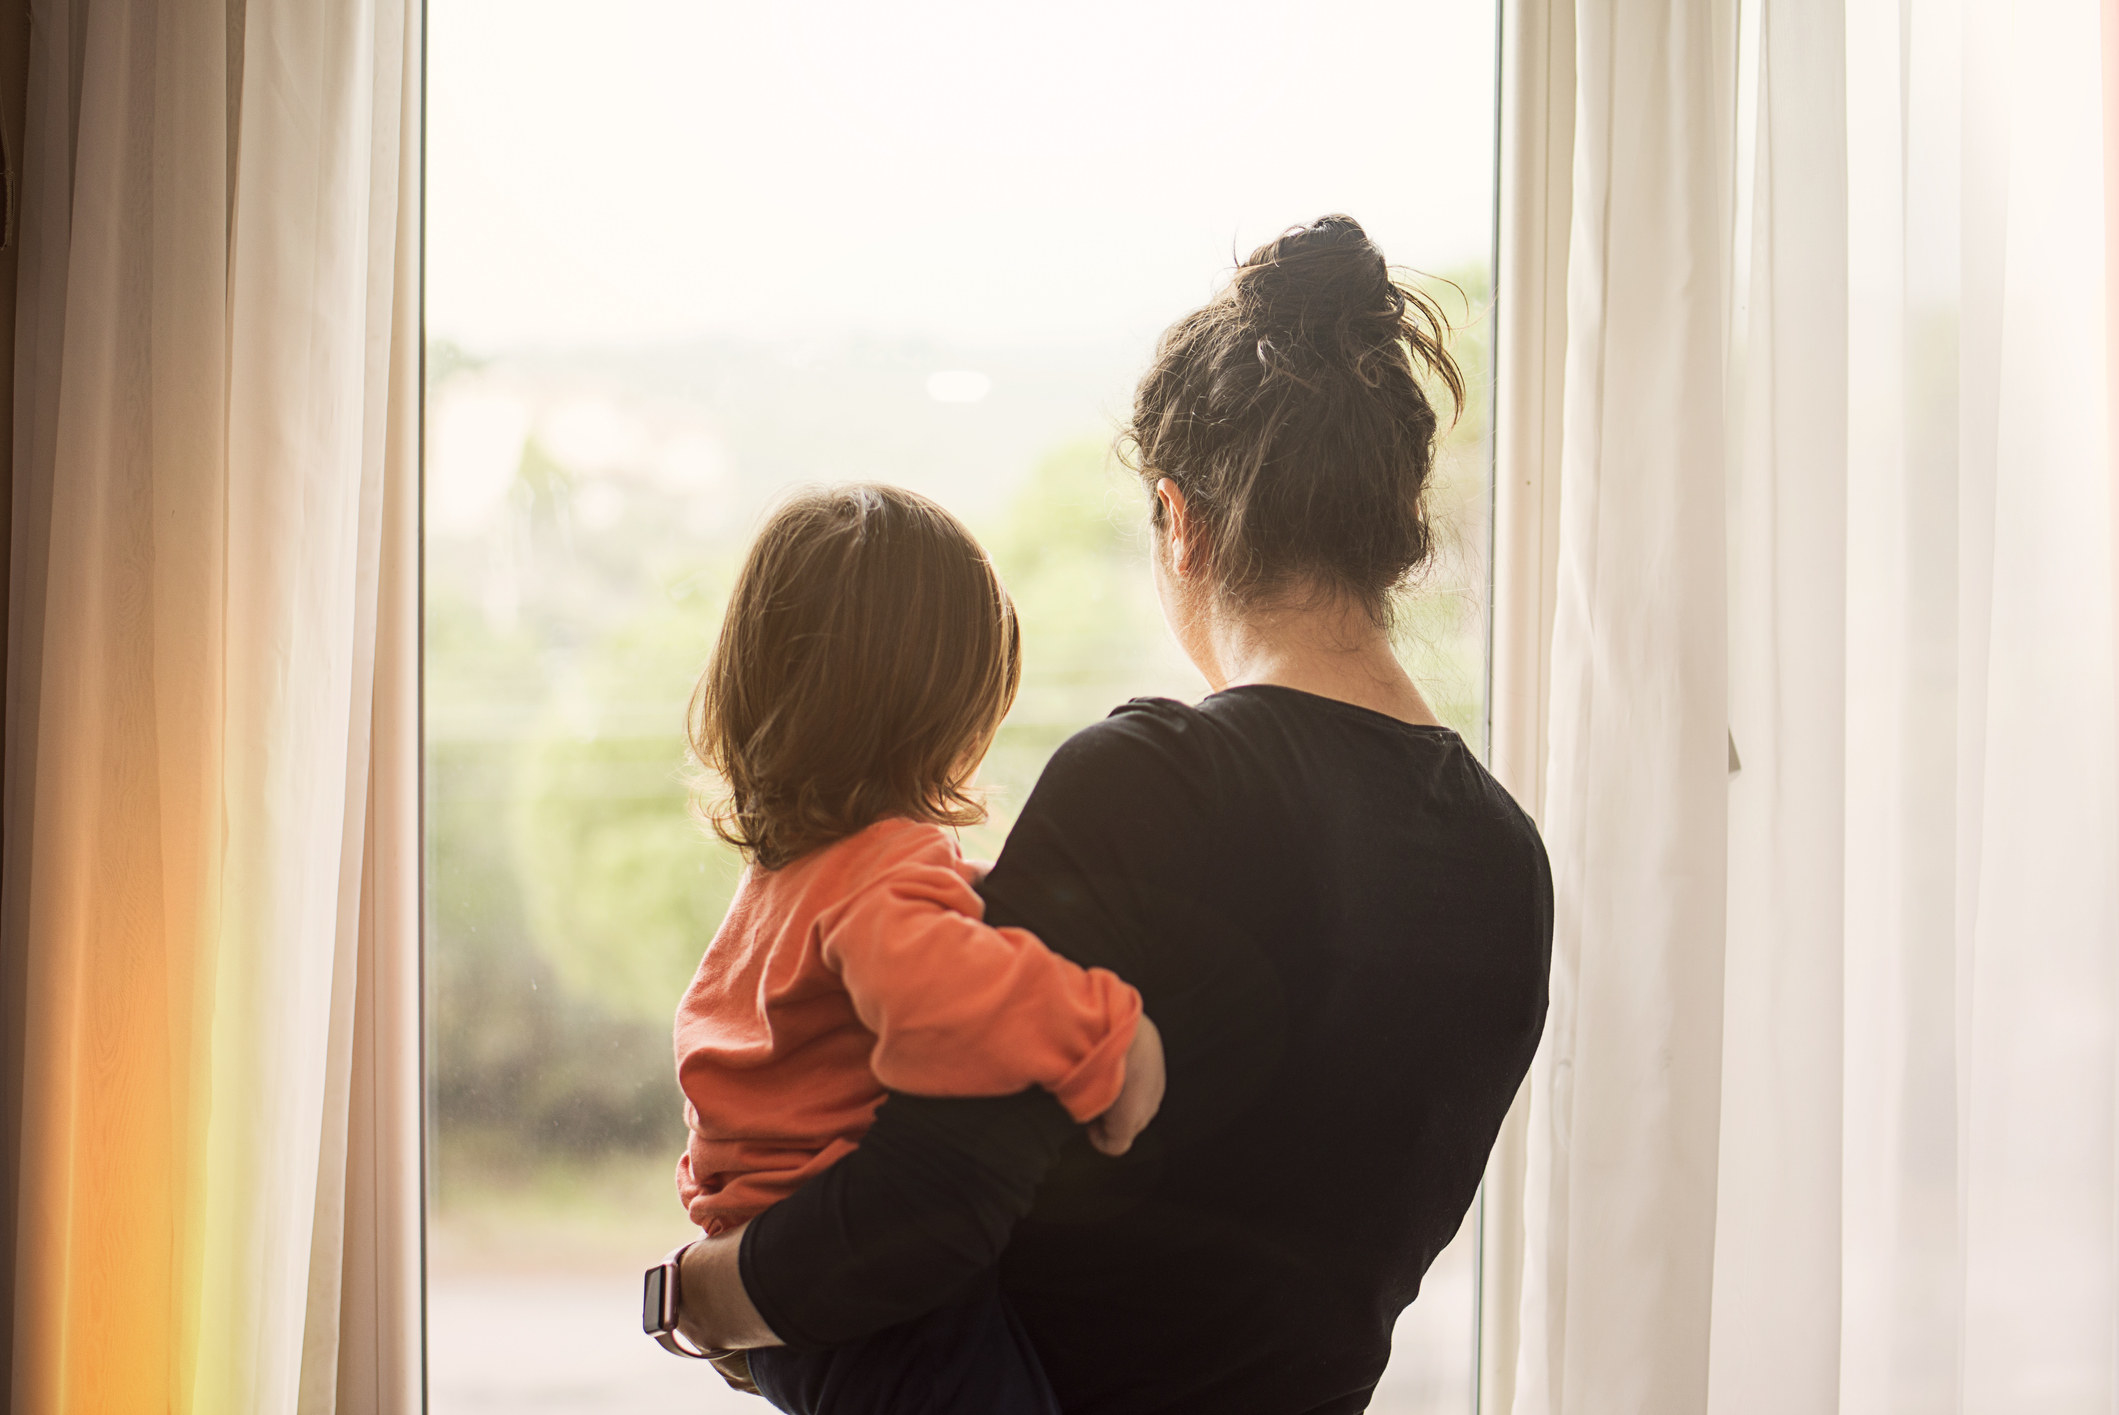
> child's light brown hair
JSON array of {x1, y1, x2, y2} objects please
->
[{"x1": 688, "y1": 484, "x2": 1023, "y2": 870}]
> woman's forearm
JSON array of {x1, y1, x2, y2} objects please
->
[
  {"x1": 738, "y1": 1088, "x2": 1076, "y2": 1348},
  {"x1": 676, "y1": 1224, "x2": 783, "y2": 1351}
]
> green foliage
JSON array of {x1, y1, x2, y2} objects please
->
[
  {"x1": 515, "y1": 435, "x2": 574, "y2": 524},
  {"x1": 512, "y1": 586, "x2": 747, "y2": 1027},
  {"x1": 968, "y1": 439, "x2": 1196, "y2": 854},
  {"x1": 1393, "y1": 263, "x2": 1493, "y2": 750},
  {"x1": 425, "y1": 588, "x2": 681, "y2": 1156},
  {"x1": 986, "y1": 438, "x2": 1135, "y2": 576},
  {"x1": 988, "y1": 442, "x2": 1172, "y2": 698}
]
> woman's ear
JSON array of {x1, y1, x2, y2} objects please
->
[{"x1": 1155, "y1": 478, "x2": 1199, "y2": 578}]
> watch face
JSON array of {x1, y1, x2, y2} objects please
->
[{"x1": 643, "y1": 1265, "x2": 668, "y2": 1335}]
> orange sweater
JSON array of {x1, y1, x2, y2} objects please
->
[{"x1": 674, "y1": 817, "x2": 1142, "y2": 1233}]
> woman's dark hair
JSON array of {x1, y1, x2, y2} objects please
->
[
  {"x1": 1121, "y1": 214, "x2": 1465, "y2": 618},
  {"x1": 688, "y1": 484, "x2": 1022, "y2": 870}
]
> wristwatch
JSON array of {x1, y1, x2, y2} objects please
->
[{"x1": 643, "y1": 1239, "x2": 729, "y2": 1359}]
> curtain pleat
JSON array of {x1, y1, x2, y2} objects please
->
[
  {"x1": 1706, "y1": 1, "x2": 1847, "y2": 1411},
  {"x1": 1958, "y1": 8, "x2": 2115, "y2": 1405},
  {"x1": 1838, "y1": 3, "x2": 1958, "y2": 1402},
  {"x1": 321, "y1": 4, "x2": 423, "y2": 1407},
  {"x1": 1482, "y1": 2, "x2": 1576, "y2": 1410},
  {"x1": 7, "y1": 2, "x2": 231, "y2": 1408},
  {"x1": 1836, "y1": 4, "x2": 2118, "y2": 1410},
  {"x1": 3, "y1": 0, "x2": 422, "y2": 1409},
  {"x1": 1510, "y1": 1, "x2": 1736, "y2": 1412}
]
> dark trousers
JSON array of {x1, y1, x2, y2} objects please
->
[{"x1": 747, "y1": 1279, "x2": 1062, "y2": 1415}]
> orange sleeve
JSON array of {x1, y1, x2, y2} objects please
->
[{"x1": 816, "y1": 835, "x2": 1141, "y2": 1123}]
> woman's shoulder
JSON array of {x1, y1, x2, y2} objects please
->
[
  {"x1": 999, "y1": 699, "x2": 1229, "y2": 851},
  {"x1": 1045, "y1": 697, "x2": 1222, "y2": 785},
  {"x1": 1075, "y1": 694, "x2": 1230, "y2": 749}
]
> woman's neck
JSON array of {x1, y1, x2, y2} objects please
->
[{"x1": 1191, "y1": 591, "x2": 1444, "y2": 728}]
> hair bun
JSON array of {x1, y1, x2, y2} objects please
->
[
  {"x1": 1232, "y1": 214, "x2": 1395, "y2": 328},
  {"x1": 1122, "y1": 213, "x2": 1466, "y2": 618},
  {"x1": 1276, "y1": 213, "x2": 1374, "y2": 256}
]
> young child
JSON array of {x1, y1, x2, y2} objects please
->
[{"x1": 670, "y1": 484, "x2": 1164, "y2": 1412}]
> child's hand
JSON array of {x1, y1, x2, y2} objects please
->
[{"x1": 1088, "y1": 1016, "x2": 1165, "y2": 1156}]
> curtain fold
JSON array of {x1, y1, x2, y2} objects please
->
[
  {"x1": 1508, "y1": 0, "x2": 1735, "y2": 1411},
  {"x1": 1706, "y1": 0, "x2": 1847, "y2": 1410},
  {"x1": 1495, "y1": 0, "x2": 2117, "y2": 1411},
  {"x1": 1953, "y1": 8, "x2": 2115, "y2": 1404},
  {"x1": 1481, "y1": 1, "x2": 1576, "y2": 1410},
  {"x1": 3, "y1": 0, "x2": 421, "y2": 1410}
]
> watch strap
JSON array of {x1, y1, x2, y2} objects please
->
[{"x1": 647, "y1": 1238, "x2": 735, "y2": 1360}]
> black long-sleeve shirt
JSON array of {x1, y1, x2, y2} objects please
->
[{"x1": 740, "y1": 686, "x2": 1553, "y2": 1414}]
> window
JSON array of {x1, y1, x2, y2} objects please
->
[{"x1": 424, "y1": 4, "x2": 1499, "y2": 1409}]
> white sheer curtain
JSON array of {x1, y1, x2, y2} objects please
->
[
  {"x1": 1830, "y1": 4, "x2": 2116, "y2": 1409},
  {"x1": 3, "y1": 0, "x2": 421, "y2": 1411},
  {"x1": 1488, "y1": 1, "x2": 2116, "y2": 1411},
  {"x1": 1509, "y1": 0, "x2": 1736, "y2": 1410}
]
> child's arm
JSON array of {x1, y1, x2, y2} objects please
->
[
  {"x1": 951, "y1": 854, "x2": 1165, "y2": 1154},
  {"x1": 817, "y1": 833, "x2": 1144, "y2": 1125}
]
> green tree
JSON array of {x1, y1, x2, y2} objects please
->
[
  {"x1": 511, "y1": 577, "x2": 747, "y2": 1027},
  {"x1": 425, "y1": 586, "x2": 679, "y2": 1158}
]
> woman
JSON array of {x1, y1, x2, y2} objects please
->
[{"x1": 677, "y1": 215, "x2": 1552, "y2": 1414}]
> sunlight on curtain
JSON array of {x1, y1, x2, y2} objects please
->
[
  {"x1": 1480, "y1": 6, "x2": 1575, "y2": 1409},
  {"x1": 1509, "y1": 0, "x2": 1736, "y2": 1411},
  {"x1": 1831, "y1": 4, "x2": 2116, "y2": 1409},
  {"x1": 1497, "y1": 1, "x2": 2116, "y2": 1412},
  {"x1": 1715, "y1": 2, "x2": 2118, "y2": 1410},
  {"x1": 1708, "y1": 0, "x2": 1847, "y2": 1407},
  {"x1": 3, "y1": 1, "x2": 421, "y2": 1411}
]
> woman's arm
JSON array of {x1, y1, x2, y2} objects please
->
[
  {"x1": 738, "y1": 1089, "x2": 1076, "y2": 1347},
  {"x1": 698, "y1": 703, "x2": 1211, "y2": 1348},
  {"x1": 672, "y1": 1089, "x2": 1077, "y2": 1350},
  {"x1": 674, "y1": 1018, "x2": 1164, "y2": 1350},
  {"x1": 676, "y1": 1224, "x2": 778, "y2": 1351}
]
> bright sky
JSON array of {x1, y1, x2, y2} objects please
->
[{"x1": 427, "y1": 0, "x2": 1498, "y2": 352}]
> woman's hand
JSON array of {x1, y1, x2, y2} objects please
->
[
  {"x1": 676, "y1": 1224, "x2": 784, "y2": 1352},
  {"x1": 1087, "y1": 1015, "x2": 1165, "y2": 1156}
]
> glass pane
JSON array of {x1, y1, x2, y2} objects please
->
[{"x1": 424, "y1": 4, "x2": 1497, "y2": 1411}]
